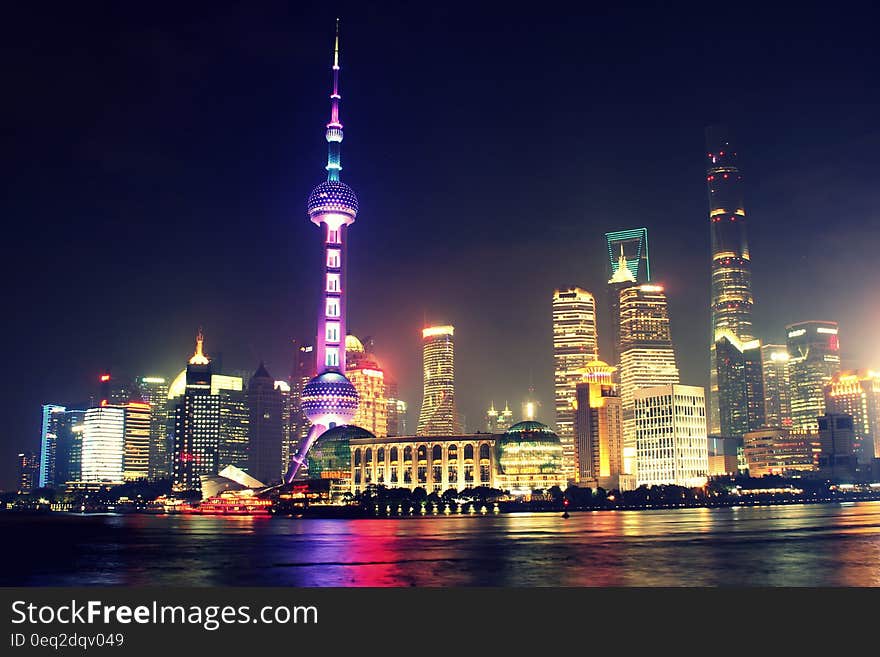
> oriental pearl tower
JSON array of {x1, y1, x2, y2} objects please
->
[{"x1": 286, "y1": 19, "x2": 360, "y2": 482}]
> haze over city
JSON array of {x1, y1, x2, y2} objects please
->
[{"x1": 3, "y1": 2, "x2": 880, "y2": 488}]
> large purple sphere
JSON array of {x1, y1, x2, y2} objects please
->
[
  {"x1": 307, "y1": 181, "x2": 359, "y2": 220},
  {"x1": 301, "y1": 371, "x2": 359, "y2": 426}
]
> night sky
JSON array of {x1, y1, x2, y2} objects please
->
[{"x1": 4, "y1": 2, "x2": 880, "y2": 488}]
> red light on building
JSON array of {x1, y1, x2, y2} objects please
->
[{"x1": 100, "y1": 374, "x2": 111, "y2": 382}]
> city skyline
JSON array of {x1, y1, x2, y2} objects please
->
[{"x1": 4, "y1": 5, "x2": 880, "y2": 489}]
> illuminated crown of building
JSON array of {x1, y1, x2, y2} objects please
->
[{"x1": 188, "y1": 329, "x2": 210, "y2": 365}]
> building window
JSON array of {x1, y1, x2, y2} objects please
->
[
  {"x1": 327, "y1": 227, "x2": 340, "y2": 244},
  {"x1": 326, "y1": 348, "x2": 339, "y2": 368},
  {"x1": 326, "y1": 322, "x2": 340, "y2": 343},
  {"x1": 326, "y1": 298, "x2": 339, "y2": 318},
  {"x1": 326, "y1": 273, "x2": 340, "y2": 293},
  {"x1": 327, "y1": 249, "x2": 341, "y2": 268}
]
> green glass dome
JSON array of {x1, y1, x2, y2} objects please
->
[
  {"x1": 308, "y1": 424, "x2": 375, "y2": 478},
  {"x1": 497, "y1": 421, "x2": 563, "y2": 476}
]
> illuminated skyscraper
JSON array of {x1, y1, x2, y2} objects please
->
[
  {"x1": 824, "y1": 370, "x2": 880, "y2": 461},
  {"x1": 81, "y1": 405, "x2": 126, "y2": 484},
  {"x1": 706, "y1": 126, "x2": 755, "y2": 435},
  {"x1": 552, "y1": 287, "x2": 598, "y2": 480},
  {"x1": 617, "y1": 283, "x2": 679, "y2": 475},
  {"x1": 39, "y1": 404, "x2": 66, "y2": 488},
  {"x1": 287, "y1": 21, "x2": 360, "y2": 481},
  {"x1": 122, "y1": 401, "x2": 151, "y2": 481},
  {"x1": 634, "y1": 384, "x2": 708, "y2": 488},
  {"x1": 761, "y1": 344, "x2": 792, "y2": 428},
  {"x1": 817, "y1": 413, "x2": 857, "y2": 482},
  {"x1": 714, "y1": 333, "x2": 765, "y2": 437},
  {"x1": 18, "y1": 452, "x2": 39, "y2": 493},
  {"x1": 486, "y1": 401, "x2": 514, "y2": 433},
  {"x1": 275, "y1": 379, "x2": 292, "y2": 476},
  {"x1": 573, "y1": 360, "x2": 624, "y2": 489},
  {"x1": 345, "y1": 335, "x2": 388, "y2": 437},
  {"x1": 417, "y1": 325, "x2": 457, "y2": 436},
  {"x1": 247, "y1": 363, "x2": 284, "y2": 485},
  {"x1": 786, "y1": 320, "x2": 841, "y2": 433},
  {"x1": 216, "y1": 375, "x2": 248, "y2": 472},
  {"x1": 137, "y1": 377, "x2": 170, "y2": 480},
  {"x1": 607, "y1": 246, "x2": 637, "y2": 371},
  {"x1": 172, "y1": 332, "x2": 220, "y2": 494}
]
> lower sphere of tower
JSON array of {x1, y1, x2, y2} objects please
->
[
  {"x1": 301, "y1": 371, "x2": 359, "y2": 426},
  {"x1": 307, "y1": 180, "x2": 359, "y2": 221}
]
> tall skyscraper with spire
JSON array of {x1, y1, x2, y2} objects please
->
[
  {"x1": 706, "y1": 125, "x2": 755, "y2": 435},
  {"x1": 287, "y1": 20, "x2": 360, "y2": 481}
]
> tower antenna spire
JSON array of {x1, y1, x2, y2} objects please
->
[{"x1": 325, "y1": 17, "x2": 343, "y2": 181}]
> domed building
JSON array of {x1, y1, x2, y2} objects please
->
[
  {"x1": 496, "y1": 421, "x2": 566, "y2": 495},
  {"x1": 308, "y1": 424, "x2": 374, "y2": 502}
]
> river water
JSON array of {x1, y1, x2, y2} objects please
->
[{"x1": 5, "y1": 501, "x2": 880, "y2": 586}]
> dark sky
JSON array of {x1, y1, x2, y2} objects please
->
[{"x1": 3, "y1": 2, "x2": 880, "y2": 488}]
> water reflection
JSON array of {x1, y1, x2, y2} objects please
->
[{"x1": 3, "y1": 501, "x2": 880, "y2": 586}]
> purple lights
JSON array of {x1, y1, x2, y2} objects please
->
[
  {"x1": 300, "y1": 371, "x2": 359, "y2": 426},
  {"x1": 307, "y1": 181, "x2": 359, "y2": 221}
]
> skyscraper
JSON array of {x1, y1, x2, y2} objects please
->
[
  {"x1": 39, "y1": 404, "x2": 66, "y2": 488},
  {"x1": 289, "y1": 341, "x2": 315, "y2": 454},
  {"x1": 552, "y1": 287, "x2": 597, "y2": 480},
  {"x1": 137, "y1": 376, "x2": 170, "y2": 480},
  {"x1": 634, "y1": 384, "x2": 709, "y2": 488},
  {"x1": 215, "y1": 374, "x2": 249, "y2": 472},
  {"x1": 122, "y1": 401, "x2": 151, "y2": 481},
  {"x1": 81, "y1": 405, "x2": 126, "y2": 484},
  {"x1": 172, "y1": 332, "x2": 220, "y2": 494},
  {"x1": 573, "y1": 360, "x2": 624, "y2": 489},
  {"x1": 817, "y1": 413, "x2": 857, "y2": 482},
  {"x1": 385, "y1": 378, "x2": 407, "y2": 437},
  {"x1": 287, "y1": 21, "x2": 361, "y2": 481},
  {"x1": 617, "y1": 283, "x2": 679, "y2": 476},
  {"x1": 247, "y1": 363, "x2": 284, "y2": 485},
  {"x1": 761, "y1": 344, "x2": 792, "y2": 429},
  {"x1": 706, "y1": 125, "x2": 755, "y2": 435},
  {"x1": 714, "y1": 333, "x2": 765, "y2": 437},
  {"x1": 275, "y1": 379, "x2": 292, "y2": 476},
  {"x1": 606, "y1": 228, "x2": 650, "y2": 283},
  {"x1": 787, "y1": 320, "x2": 841, "y2": 433},
  {"x1": 18, "y1": 452, "x2": 39, "y2": 493},
  {"x1": 417, "y1": 325, "x2": 457, "y2": 436},
  {"x1": 824, "y1": 370, "x2": 880, "y2": 462},
  {"x1": 607, "y1": 246, "x2": 637, "y2": 372},
  {"x1": 346, "y1": 335, "x2": 388, "y2": 437}
]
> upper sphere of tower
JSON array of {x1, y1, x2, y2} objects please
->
[{"x1": 307, "y1": 181, "x2": 358, "y2": 223}]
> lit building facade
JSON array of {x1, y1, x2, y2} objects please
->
[
  {"x1": 137, "y1": 376, "x2": 170, "y2": 480},
  {"x1": 634, "y1": 384, "x2": 708, "y2": 487},
  {"x1": 824, "y1": 370, "x2": 880, "y2": 461},
  {"x1": 617, "y1": 283, "x2": 679, "y2": 476},
  {"x1": 247, "y1": 363, "x2": 285, "y2": 485},
  {"x1": 552, "y1": 287, "x2": 598, "y2": 481},
  {"x1": 81, "y1": 405, "x2": 126, "y2": 484},
  {"x1": 486, "y1": 401, "x2": 514, "y2": 432},
  {"x1": 787, "y1": 320, "x2": 841, "y2": 433},
  {"x1": 714, "y1": 333, "x2": 765, "y2": 438},
  {"x1": 706, "y1": 125, "x2": 755, "y2": 435},
  {"x1": 122, "y1": 401, "x2": 151, "y2": 481},
  {"x1": 216, "y1": 375, "x2": 248, "y2": 473},
  {"x1": 275, "y1": 380, "x2": 292, "y2": 477},
  {"x1": 18, "y1": 452, "x2": 39, "y2": 493},
  {"x1": 289, "y1": 341, "x2": 315, "y2": 454},
  {"x1": 743, "y1": 427, "x2": 815, "y2": 477},
  {"x1": 307, "y1": 424, "x2": 372, "y2": 501},
  {"x1": 761, "y1": 344, "x2": 792, "y2": 428},
  {"x1": 39, "y1": 404, "x2": 66, "y2": 488},
  {"x1": 417, "y1": 325, "x2": 457, "y2": 436},
  {"x1": 286, "y1": 21, "x2": 362, "y2": 482},
  {"x1": 172, "y1": 333, "x2": 220, "y2": 494},
  {"x1": 349, "y1": 421, "x2": 564, "y2": 497},
  {"x1": 346, "y1": 335, "x2": 388, "y2": 436},
  {"x1": 574, "y1": 361, "x2": 625, "y2": 490}
]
